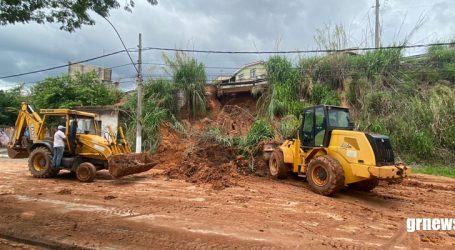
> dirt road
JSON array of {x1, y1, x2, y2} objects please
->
[{"x1": 1, "y1": 158, "x2": 455, "y2": 249}]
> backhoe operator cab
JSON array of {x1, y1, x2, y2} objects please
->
[{"x1": 267, "y1": 105, "x2": 410, "y2": 196}]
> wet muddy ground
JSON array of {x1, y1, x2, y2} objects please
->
[{"x1": 1, "y1": 158, "x2": 455, "y2": 249}]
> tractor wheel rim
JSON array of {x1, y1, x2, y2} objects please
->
[
  {"x1": 33, "y1": 154, "x2": 45, "y2": 171},
  {"x1": 78, "y1": 167, "x2": 89, "y2": 180},
  {"x1": 312, "y1": 165, "x2": 328, "y2": 186},
  {"x1": 270, "y1": 159, "x2": 278, "y2": 175}
]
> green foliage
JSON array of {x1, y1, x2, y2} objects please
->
[
  {"x1": 310, "y1": 84, "x2": 340, "y2": 105},
  {"x1": 202, "y1": 127, "x2": 240, "y2": 148},
  {"x1": 411, "y1": 131, "x2": 434, "y2": 156},
  {"x1": 413, "y1": 165, "x2": 455, "y2": 179},
  {"x1": 30, "y1": 72, "x2": 121, "y2": 109},
  {"x1": 296, "y1": 38, "x2": 455, "y2": 163},
  {"x1": 259, "y1": 56, "x2": 301, "y2": 119},
  {"x1": 314, "y1": 55, "x2": 349, "y2": 90},
  {"x1": 0, "y1": 0, "x2": 158, "y2": 32},
  {"x1": 0, "y1": 87, "x2": 23, "y2": 125},
  {"x1": 364, "y1": 91, "x2": 393, "y2": 115},
  {"x1": 242, "y1": 119, "x2": 274, "y2": 150},
  {"x1": 428, "y1": 45, "x2": 455, "y2": 66},
  {"x1": 123, "y1": 79, "x2": 183, "y2": 152},
  {"x1": 163, "y1": 51, "x2": 207, "y2": 119},
  {"x1": 279, "y1": 115, "x2": 300, "y2": 139},
  {"x1": 348, "y1": 48, "x2": 402, "y2": 80}
]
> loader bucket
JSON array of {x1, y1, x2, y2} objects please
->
[
  {"x1": 7, "y1": 146, "x2": 29, "y2": 159},
  {"x1": 107, "y1": 153, "x2": 158, "y2": 178}
]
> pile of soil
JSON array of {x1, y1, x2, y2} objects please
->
[
  {"x1": 165, "y1": 142, "x2": 240, "y2": 190},
  {"x1": 153, "y1": 94, "x2": 272, "y2": 189},
  {"x1": 216, "y1": 105, "x2": 254, "y2": 136},
  {"x1": 152, "y1": 125, "x2": 190, "y2": 171}
]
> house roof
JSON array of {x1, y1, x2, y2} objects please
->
[
  {"x1": 231, "y1": 61, "x2": 265, "y2": 76},
  {"x1": 73, "y1": 105, "x2": 119, "y2": 112}
]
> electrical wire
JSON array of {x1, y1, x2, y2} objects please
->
[
  {"x1": 140, "y1": 42, "x2": 455, "y2": 54},
  {"x1": 2, "y1": 41, "x2": 455, "y2": 80},
  {"x1": 0, "y1": 50, "x2": 125, "y2": 80},
  {"x1": 103, "y1": 17, "x2": 139, "y2": 74}
]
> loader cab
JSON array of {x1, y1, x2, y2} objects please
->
[
  {"x1": 300, "y1": 105, "x2": 354, "y2": 148},
  {"x1": 39, "y1": 109, "x2": 99, "y2": 155}
]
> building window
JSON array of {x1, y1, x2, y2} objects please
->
[
  {"x1": 250, "y1": 69, "x2": 256, "y2": 79},
  {"x1": 238, "y1": 73, "x2": 244, "y2": 81}
]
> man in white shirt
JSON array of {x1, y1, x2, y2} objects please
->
[{"x1": 53, "y1": 125, "x2": 66, "y2": 169}]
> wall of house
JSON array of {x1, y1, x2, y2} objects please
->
[
  {"x1": 97, "y1": 111, "x2": 119, "y2": 142},
  {"x1": 68, "y1": 62, "x2": 112, "y2": 82},
  {"x1": 235, "y1": 64, "x2": 267, "y2": 81}
]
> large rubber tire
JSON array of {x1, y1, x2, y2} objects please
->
[
  {"x1": 76, "y1": 162, "x2": 96, "y2": 183},
  {"x1": 269, "y1": 149, "x2": 289, "y2": 179},
  {"x1": 307, "y1": 155, "x2": 345, "y2": 196},
  {"x1": 28, "y1": 147, "x2": 59, "y2": 178},
  {"x1": 348, "y1": 178, "x2": 379, "y2": 192}
]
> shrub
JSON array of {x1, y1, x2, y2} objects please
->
[
  {"x1": 202, "y1": 127, "x2": 240, "y2": 148},
  {"x1": 0, "y1": 87, "x2": 23, "y2": 125},
  {"x1": 242, "y1": 119, "x2": 275, "y2": 150},
  {"x1": 279, "y1": 115, "x2": 300, "y2": 139},
  {"x1": 310, "y1": 84, "x2": 340, "y2": 105},
  {"x1": 411, "y1": 131, "x2": 434, "y2": 157}
]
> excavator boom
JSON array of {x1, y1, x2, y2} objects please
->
[{"x1": 7, "y1": 102, "x2": 43, "y2": 158}]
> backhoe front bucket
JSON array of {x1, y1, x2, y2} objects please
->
[
  {"x1": 107, "y1": 153, "x2": 158, "y2": 178},
  {"x1": 7, "y1": 146, "x2": 29, "y2": 159}
]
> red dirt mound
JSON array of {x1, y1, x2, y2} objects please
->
[
  {"x1": 165, "y1": 142, "x2": 240, "y2": 190},
  {"x1": 216, "y1": 105, "x2": 254, "y2": 136},
  {"x1": 152, "y1": 125, "x2": 190, "y2": 171}
]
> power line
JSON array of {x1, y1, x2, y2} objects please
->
[
  {"x1": 3, "y1": 41, "x2": 455, "y2": 80},
  {"x1": 0, "y1": 50, "x2": 126, "y2": 80},
  {"x1": 103, "y1": 17, "x2": 139, "y2": 74},
  {"x1": 141, "y1": 42, "x2": 455, "y2": 54}
]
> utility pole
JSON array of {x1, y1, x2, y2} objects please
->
[
  {"x1": 374, "y1": 0, "x2": 380, "y2": 48},
  {"x1": 135, "y1": 33, "x2": 143, "y2": 153}
]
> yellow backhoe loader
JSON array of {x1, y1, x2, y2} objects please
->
[
  {"x1": 7, "y1": 102, "x2": 156, "y2": 182},
  {"x1": 265, "y1": 105, "x2": 411, "y2": 196}
]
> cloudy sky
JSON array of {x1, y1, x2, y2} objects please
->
[{"x1": 0, "y1": 0, "x2": 454, "y2": 91}]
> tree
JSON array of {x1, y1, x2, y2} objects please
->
[
  {"x1": 258, "y1": 56, "x2": 301, "y2": 119},
  {"x1": 163, "y1": 51, "x2": 207, "y2": 119},
  {"x1": 30, "y1": 72, "x2": 122, "y2": 109},
  {"x1": 0, "y1": 0, "x2": 158, "y2": 32},
  {"x1": 122, "y1": 79, "x2": 180, "y2": 151},
  {"x1": 0, "y1": 87, "x2": 23, "y2": 125}
]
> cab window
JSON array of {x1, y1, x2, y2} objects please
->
[
  {"x1": 314, "y1": 107, "x2": 326, "y2": 147},
  {"x1": 301, "y1": 109, "x2": 314, "y2": 147},
  {"x1": 328, "y1": 109, "x2": 352, "y2": 128},
  {"x1": 69, "y1": 117, "x2": 97, "y2": 135}
]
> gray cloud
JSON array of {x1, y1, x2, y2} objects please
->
[{"x1": 0, "y1": 0, "x2": 454, "y2": 91}]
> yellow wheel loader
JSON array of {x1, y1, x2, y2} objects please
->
[
  {"x1": 265, "y1": 105, "x2": 411, "y2": 196},
  {"x1": 7, "y1": 102, "x2": 156, "y2": 182}
]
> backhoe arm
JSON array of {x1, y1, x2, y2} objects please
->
[{"x1": 7, "y1": 102, "x2": 43, "y2": 158}]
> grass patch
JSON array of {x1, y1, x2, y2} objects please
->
[{"x1": 412, "y1": 165, "x2": 455, "y2": 178}]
